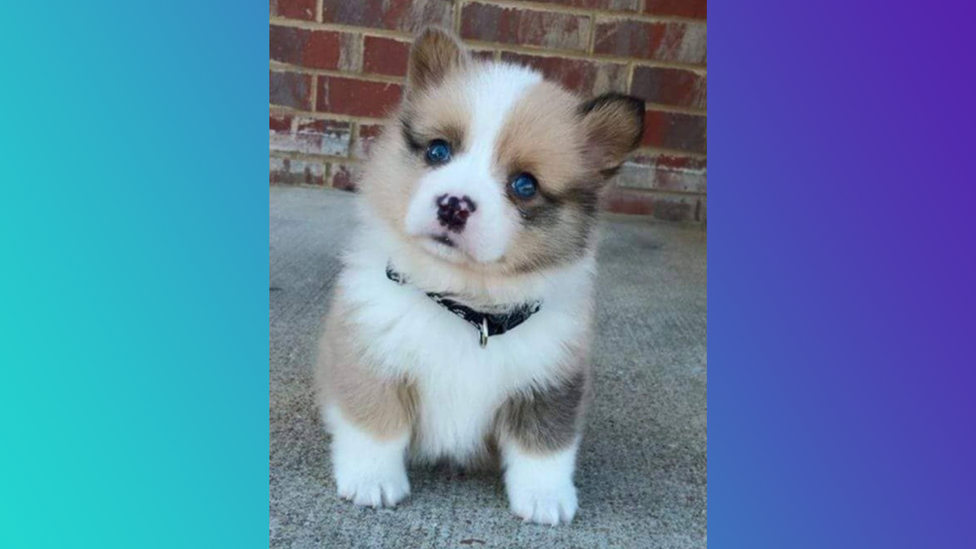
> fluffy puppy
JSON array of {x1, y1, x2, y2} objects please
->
[{"x1": 314, "y1": 27, "x2": 643, "y2": 525}]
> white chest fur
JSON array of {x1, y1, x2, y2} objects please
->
[{"x1": 336, "y1": 232, "x2": 595, "y2": 463}]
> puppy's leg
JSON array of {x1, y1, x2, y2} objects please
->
[
  {"x1": 496, "y1": 370, "x2": 590, "y2": 525},
  {"x1": 315, "y1": 309, "x2": 416, "y2": 508},
  {"x1": 323, "y1": 401, "x2": 412, "y2": 508}
]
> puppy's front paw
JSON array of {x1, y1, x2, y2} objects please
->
[
  {"x1": 326, "y1": 406, "x2": 411, "y2": 508},
  {"x1": 507, "y1": 480, "x2": 578, "y2": 525},
  {"x1": 335, "y1": 464, "x2": 410, "y2": 508}
]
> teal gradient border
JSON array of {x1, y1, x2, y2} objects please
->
[{"x1": 1, "y1": 2, "x2": 268, "y2": 548}]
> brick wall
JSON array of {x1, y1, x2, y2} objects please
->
[{"x1": 270, "y1": 0, "x2": 707, "y2": 223}]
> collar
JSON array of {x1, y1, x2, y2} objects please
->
[{"x1": 385, "y1": 264, "x2": 542, "y2": 349}]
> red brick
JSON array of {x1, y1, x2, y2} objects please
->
[
  {"x1": 544, "y1": 0, "x2": 640, "y2": 11},
  {"x1": 328, "y1": 163, "x2": 357, "y2": 191},
  {"x1": 630, "y1": 66, "x2": 706, "y2": 109},
  {"x1": 594, "y1": 20, "x2": 706, "y2": 64},
  {"x1": 321, "y1": 0, "x2": 454, "y2": 32},
  {"x1": 270, "y1": 0, "x2": 315, "y2": 21},
  {"x1": 270, "y1": 26, "x2": 341, "y2": 70},
  {"x1": 363, "y1": 36, "x2": 410, "y2": 77},
  {"x1": 604, "y1": 187, "x2": 705, "y2": 222},
  {"x1": 644, "y1": 0, "x2": 706, "y2": 19},
  {"x1": 501, "y1": 52, "x2": 627, "y2": 96},
  {"x1": 317, "y1": 77, "x2": 402, "y2": 118},
  {"x1": 270, "y1": 114, "x2": 292, "y2": 132},
  {"x1": 642, "y1": 110, "x2": 707, "y2": 153},
  {"x1": 270, "y1": 156, "x2": 326, "y2": 186},
  {"x1": 461, "y1": 3, "x2": 591, "y2": 52},
  {"x1": 270, "y1": 71, "x2": 312, "y2": 110}
]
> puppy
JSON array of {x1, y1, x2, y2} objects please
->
[{"x1": 314, "y1": 27, "x2": 644, "y2": 525}]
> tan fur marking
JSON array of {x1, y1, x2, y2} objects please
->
[
  {"x1": 403, "y1": 77, "x2": 473, "y2": 151},
  {"x1": 494, "y1": 81, "x2": 587, "y2": 195},
  {"x1": 314, "y1": 297, "x2": 416, "y2": 439}
]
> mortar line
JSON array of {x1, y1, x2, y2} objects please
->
[
  {"x1": 644, "y1": 102, "x2": 706, "y2": 116},
  {"x1": 353, "y1": 32, "x2": 365, "y2": 73},
  {"x1": 269, "y1": 107, "x2": 389, "y2": 126},
  {"x1": 454, "y1": 0, "x2": 464, "y2": 35},
  {"x1": 270, "y1": 16, "x2": 412, "y2": 38},
  {"x1": 350, "y1": 120, "x2": 360, "y2": 157},
  {"x1": 308, "y1": 74, "x2": 318, "y2": 112},
  {"x1": 271, "y1": 62, "x2": 404, "y2": 84},
  {"x1": 463, "y1": 39, "x2": 707, "y2": 72},
  {"x1": 586, "y1": 13, "x2": 596, "y2": 55},
  {"x1": 270, "y1": 149, "x2": 362, "y2": 165},
  {"x1": 468, "y1": 0, "x2": 708, "y2": 25},
  {"x1": 614, "y1": 186, "x2": 707, "y2": 196},
  {"x1": 269, "y1": 141, "x2": 706, "y2": 164},
  {"x1": 634, "y1": 146, "x2": 707, "y2": 159}
]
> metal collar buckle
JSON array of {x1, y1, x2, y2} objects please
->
[{"x1": 479, "y1": 317, "x2": 489, "y2": 349}]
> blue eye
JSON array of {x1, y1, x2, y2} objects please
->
[
  {"x1": 510, "y1": 173, "x2": 538, "y2": 199},
  {"x1": 424, "y1": 140, "x2": 452, "y2": 164}
]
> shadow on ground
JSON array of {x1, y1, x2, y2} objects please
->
[{"x1": 270, "y1": 187, "x2": 707, "y2": 549}]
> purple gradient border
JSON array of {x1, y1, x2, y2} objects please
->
[{"x1": 710, "y1": 1, "x2": 976, "y2": 547}]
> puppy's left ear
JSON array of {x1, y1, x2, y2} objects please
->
[
  {"x1": 578, "y1": 93, "x2": 645, "y2": 176},
  {"x1": 407, "y1": 27, "x2": 470, "y2": 94}
]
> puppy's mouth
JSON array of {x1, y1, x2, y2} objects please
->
[
  {"x1": 416, "y1": 232, "x2": 470, "y2": 264},
  {"x1": 430, "y1": 234, "x2": 456, "y2": 248}
]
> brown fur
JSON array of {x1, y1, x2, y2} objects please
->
[
  {"x1": 494, "y1": 340, "x2": 594, "y2": 454},
  {"x1": 314, "y1": 298, "x2": 417, "y2": 439},
  {"x1": 578, "y1": 93, "x2": 646, "y2": 174},
  {"x1": 407, "y1": 27, "x2": 469, "y2": 93},
  {"x1": 495, "y1": 369, "x2": 592, "y2": 454},
  {"x1": 400, "y1": 70, "x2": 474, "y2": 154},
  {"x1": 494, "y1": 81, "x2": 588, "y2": 195}
]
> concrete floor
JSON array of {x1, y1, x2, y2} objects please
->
[{"x1": 270, "y1": 187, "x2": 707, "y2": 549}]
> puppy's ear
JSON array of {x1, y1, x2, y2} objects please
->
[
  {"x1": 407, "y1": 27, "x2": 470, "y2": 93},
  {"x1": 578, "y1": 93, "x2": 645, "y2": 175}
]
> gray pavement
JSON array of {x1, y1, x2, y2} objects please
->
[{"x1": 270, "y1": 187, "x2": 707, "y2": 548}]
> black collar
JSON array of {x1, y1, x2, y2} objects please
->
[{"x1": 386, "y1": 264, "x2": 541, "y2": 348}]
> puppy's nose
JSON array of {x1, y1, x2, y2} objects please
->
[{"x1": 436, "y1": 194, "x2": 477, "y2": 233}]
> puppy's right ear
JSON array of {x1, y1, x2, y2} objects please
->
[{"x1": 407, "y1": 27, "x2": 469, "y2": 93}]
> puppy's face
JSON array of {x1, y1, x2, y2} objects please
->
[{"x1": 361, "y1": 29, "x2": 644, "y2": 275}]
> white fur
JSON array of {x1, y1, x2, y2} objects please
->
[
  {"x1": 325, "y1": 405, "x2": 411, "y2": 507},
  {"x1": 404, "y1": 63, "x2": 542, "y2": 264},
  {"x1": 338, "y1": 224, "x2": 594, "y2": 464},
  {"x1": 503, "y1": 438, "x2": 580, "y2": 525}
]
